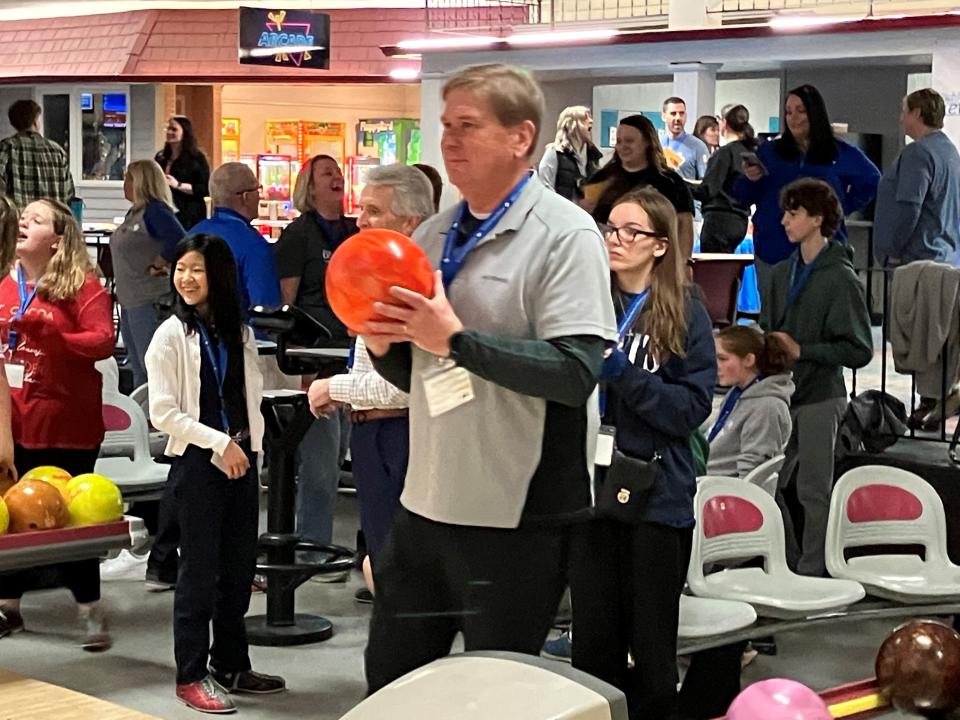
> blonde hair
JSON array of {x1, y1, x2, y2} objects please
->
[
  {"x1": 125, "y1": 159, "x2": 175, "y2": 210},
  {"x1": 30, "y1": 199, "x2": 93, "y2": 301},
  {"x1": 614, "y1": 187, "x2": 689, "y2": 362},
  {"x1": 0, "y1": 196, "x2": 18, "y2": 277},
  {"x1": 443, "y1": 64, "x2": 544, "y2": 158},
  {"x1": 554, "y1": 105, "x2": 591, "y2": 153},
  {"x1": 292, "y1": 154, "x2": 338, "y2": 214}
]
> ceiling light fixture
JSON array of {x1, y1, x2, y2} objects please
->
[
  {"x1": 396, "y1": 35, "x2": 500, "y2": 51},
  {"x1": 389, "y1": 67, "x2": 421, "y2": 80},
  {"x1": 768, "y1": 14, "x2": 862, "y2": 29}
]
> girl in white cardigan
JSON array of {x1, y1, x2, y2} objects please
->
[{"x1": 145, "y1": 234, "x2": 283, "y2": 714}]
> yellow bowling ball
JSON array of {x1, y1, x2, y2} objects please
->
[
  {"x1": 64, "y1": 474, "x2": 123, "y2": 526},
  {"x1": 0, "y1": 496, "x2": 8, "y2": 535},
  {"x1": 21, "y1": 466, "x2": 72, "y2": 496}
]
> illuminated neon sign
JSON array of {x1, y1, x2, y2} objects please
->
[{"x1": 239, "y1": 7, "x2": 330, "y2": 70}]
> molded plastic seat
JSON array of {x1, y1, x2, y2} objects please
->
[
  {"x1": 689, "y1": 478, "x2": 865, "y2": 619},
  {"x1": 741, "y1": 454, "x2": 785, "y2": 497},
  {"x1": 678, "y1": 594, "x2": 757, "y2": 638},
  {"x1": 826, "y1": 465, "x2": 960, "y2": 603},
  {"x1": 95, "y1": 391, "x2": 169, "y2": 500}
]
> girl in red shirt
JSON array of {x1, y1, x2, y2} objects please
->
[{"x1": 0, "y1": 198, "x2": 115, "y2": 650}]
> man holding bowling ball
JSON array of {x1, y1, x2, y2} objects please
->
[{"x1": 359, "y1": 63, "x2": 618, "y2": 692}]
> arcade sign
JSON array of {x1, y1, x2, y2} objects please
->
[{"x1": 238, "y1": 7, "x2": 330, "y2": 69}]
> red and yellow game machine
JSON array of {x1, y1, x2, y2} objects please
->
[
  {"x1": 221, "y1": 118, "x2": 241, "y2": 164},
  {"x1": 265, "y1": 120, "x2": 346, "y2": 169}
]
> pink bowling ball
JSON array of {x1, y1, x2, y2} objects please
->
[{"x1": 727, "y1": 678, "x2": 832, "y2": 720}]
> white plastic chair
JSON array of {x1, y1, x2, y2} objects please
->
[
  {"x1": 688, "y1": 478, "x2": 865, "y2": 619},
  {"x1": 825, "y1": 466, "x2": 960, "y2": 603},
  {"x1": 128, "y1": 383, "x2": 169, "y2": 457},
  {"x1": 742, "y1": 454, "x2": 785, "y2": 497},
  {"x1": 678, "y1": 594, "x2": 757, "y2": 639},
  {"x1": 95, "y1": 391, "x2": 169, "y2": 500},
  {"x1": 95, "y1": 356, "x2": 119, "y2": 393}
]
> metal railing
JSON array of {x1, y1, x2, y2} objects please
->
[
  {"x1": 708, "y1": 0, "x2": 957, "y2": 16},
  {"x1": 423, "y1": 0, "x2": 668, "y2": 32}
]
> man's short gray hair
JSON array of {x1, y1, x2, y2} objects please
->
[
  {"x1": 364, "y1": 164, "x2": 436, "y2": 220},
  {"x1": 209, "y1": 162, "x2": 257, "y2": 206}
]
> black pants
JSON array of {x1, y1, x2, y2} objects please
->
[
  {"x1": 678, "y1": 642, "x2": 748, "y2": 720},
  {"x1": 364, "y1": 507, "x2": 568, "y2": 694},
  {"x1": 173, "y1": 445, "x2": 259, "y2": 685},
  {"x1": 0, "y1": 446, "x2": 101, "y2": 603},
  {"x1": 699, "y1": 211, "x2": 748, "y2": 254},
  {"x1": 569, "y1": 519, "x2": 692, "y2": 720},
  {"x1": 147, "y1": 468, "x2": 180, "y2": 583}
]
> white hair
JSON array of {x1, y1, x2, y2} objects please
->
[
  {"x1": 364, "y1": 164, "x2": 436, "y2": 221},
  {"x1": 209, "y1": 162, "x2": 257, "y2": 207}
]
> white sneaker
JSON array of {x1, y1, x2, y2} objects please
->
[{"x1": 99, "y1": 549, "x2": 148, "y2": 581}]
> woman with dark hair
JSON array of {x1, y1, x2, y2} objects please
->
[
  {"x1": 155, "y1": 116, "x2": 211, "y2": 230},
  {"x1": 145, "y1": 234, "x2": 284, "y2": 713},
  {"x1": 734, "y1": 85, "x2": 880, "y2": 293},
  {"x1": 692, "y1": 115, "x2": 720, "y2": 156},
  {"x1": 569, "y1": 187, "x2": 716, "y2": 718},
  {"x1": 693, "y1": 104, "x2": 758, "y2": 253},
  {"x1": 581, "y1": 114, "x2": 695, "y2": 258}
]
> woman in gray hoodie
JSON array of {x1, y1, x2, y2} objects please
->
[{"x1": 706, "y1": 325, "x2": 795, "y2": 480}]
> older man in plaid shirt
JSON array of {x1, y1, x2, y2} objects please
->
[
  {"x1": 306, "y1": 163, "x2": 437, "y2": 603},
  {"x1": 0, "y1": 99, "x2": 75, "y2": 209}
]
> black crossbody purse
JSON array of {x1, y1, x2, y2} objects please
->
[{"x1": 597, "y1": 446, "x2": 661, "y2": 524}]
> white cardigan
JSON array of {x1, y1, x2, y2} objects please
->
[{"x1": 145, "y1": 315, "x2": 264, "y2": 472}]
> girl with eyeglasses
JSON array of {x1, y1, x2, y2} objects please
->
[{"x1": 569, "y1": 187, "x2": 716, "y2": 719}]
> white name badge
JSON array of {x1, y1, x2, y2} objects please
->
[
  {"x1": 5, "y1": 362, "x2": 24, "y2": 389},
  {"x1": 422, "y1": 360, "x2": 475, "y2": 418},
  {"x1": 595, "y1": 424, "x2": 615, "y2": 467}
]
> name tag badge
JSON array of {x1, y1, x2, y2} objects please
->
[
  {"x1": 5, "y1": 361, "x2": 24, "y2": 389},
  {"x1": 595, "y1": 424, "x2": 615, "y2": 467},
  {"x1": 422, "y1": 360, "x2": 475, "y2": 418}
]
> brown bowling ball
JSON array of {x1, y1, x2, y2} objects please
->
[
  {"x1": 2, "y1": 479, "x2": 68, "y2": 533},
  {"x1": 876, "y1": 619, "x2": 960, "y2": 715}
]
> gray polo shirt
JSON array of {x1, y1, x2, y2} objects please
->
[{"x1": 402, "y1": 175, "x2": 617, "y2": 529}]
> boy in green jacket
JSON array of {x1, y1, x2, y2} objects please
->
[{"x1": 760, "y1": 177, "x2": 873, "y2": 577}]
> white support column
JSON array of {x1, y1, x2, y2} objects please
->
[
  {"x1": 672, "y1": 64, "x2": 720, "y2": 130},
  {"x1": 418, "y1": 73, "x2": 459, "y2": 210},
  {"x1": 931, "y1": 49, "x2": 960, "y2": 148},
  {"x1": 669, "y1": 0, "x2": 721, "y2": 31}
]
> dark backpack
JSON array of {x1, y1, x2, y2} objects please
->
[{"x1": 836, "y1": 390, "x2": 908, "y2": 460}]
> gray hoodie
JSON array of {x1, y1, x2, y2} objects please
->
[{"x1": 705, "y1": 373, "x2": 795, "y2": 479}]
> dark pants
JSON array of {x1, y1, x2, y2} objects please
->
[
  {"x1": 569, "y1": 519, "x2": 692, "y2": 720},
  {"x1": 173, "y1": 445, "x2": 259, "y2": 685},
  {"x1": 364, "y1": 507, "x2": 568, "y2": 694},
  {"x1": 679, "y1": 642, "x2": 748, "y2": 720},
  {"x1": 0, "y1": 446, "x2": 102, "y2": 603},
  {"x1": 699, "y1": 211, "x2": 748, "y2": 254},
  {"x1": 147, "y1": 469, "x2": 180, "y2": 583},
  {"x1": 350, "y1": 417, "x2": 408, "y2": 567}
]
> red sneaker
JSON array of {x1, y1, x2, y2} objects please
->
[{"x1": 176, "y1": 676, "x2": 237, "y2": 714}]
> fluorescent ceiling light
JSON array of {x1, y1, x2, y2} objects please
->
[
  {"x1": 506, "y1": 28, "x2": 619, "y2": 45},
  {"x1": 769, "y1": 14, "x2": 862, "y2": 29},
  {"x1": 390, "y1": 67, "x2": 420, "y2": 80},
  {"x1": 396, "y1": 36, "x2": 500, "y2": 51}
]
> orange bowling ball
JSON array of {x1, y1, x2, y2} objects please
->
[
  {"x1": 3, "y1": 479, "x2": 69, "y2": 533},
  {"x1": 0, "y1": 472, "x2": 15, "y2": 497},
  {"x1": 325, "y1": 228, "x2": 434, "y2": 334},
  {"x1": 21, "y1": 465, "x2": 72, "y2": 496}
]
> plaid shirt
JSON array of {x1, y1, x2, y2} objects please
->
[
  {"x1": 328, "y1": 336, "x2": 409, "y2": 411},
  {"x1": 0, "y1": 131, "x2": 75, "y2": 209}
]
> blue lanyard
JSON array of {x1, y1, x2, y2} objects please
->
[
  {"x1": 197, "y1": 322, "x2": 230, "y2": 432},
  {"x1": 708, "y1": 375, "x2": 763, "y2": 442},
  {"x1": 779, "y1": 253, "x2": 816, "y2": 328},
  {"x1": 7, "y1": 265, "x2": 39, "y2": 353},
  {"x1": 600, "y1": 289, "x2": 650, "y2": 417},
  {"x1": 347, "y1": 342, "x2": 356, "y2": 370},
  {"x1": 441, "y1": 173, "x2": 531, "y2": 288}
]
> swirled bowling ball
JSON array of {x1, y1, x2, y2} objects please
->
[
  {"x1": 726, "y1": 678, "x2": 832, "y2": 720},
  {"x1": 63, "y1": 474, "x2": 123, "y2": 526},
  {"x1": 325, "y1": 228, "x2": 434, "y2": 334},
  {"x1": 0, "y1": 496, "x2": 8, "y2": 535},
  {"x1": 3, "y1": 479, "x2": 68, "y2": 533},
  {"x1": 876, "y1": 619, "x2": 960, "y2": 714},
  {"x1": 21, "y1": 465, "x2": 72, "y2": 496}
]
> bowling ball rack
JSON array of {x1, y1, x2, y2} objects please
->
[
  {"x1": 246, "y1": 305, "x2": 355, "y2": 647},
  {"x1": 0, "y1": 517, "x2": 148, "y2": 572}
]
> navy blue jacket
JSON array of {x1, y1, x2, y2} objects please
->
[{"x1": 605, "y1": 296, "x2": 717, "y2": 528}]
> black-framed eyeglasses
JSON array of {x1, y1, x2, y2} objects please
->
[
  {"x1": 236, "y1": 185, "x2": 262, "y2": 197},
  {"x1": 598, "y1": 222, "x2": 661, "y2": 246}
]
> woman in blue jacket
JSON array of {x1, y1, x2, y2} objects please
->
[
  {"x1": 734, "y1": 84, "x2": 879, "y2": 295},
  {"x1": 569, "y1": 187, "x2": 716, "y2": 719}
]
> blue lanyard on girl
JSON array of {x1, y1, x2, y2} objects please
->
[
  {"x1": 440, "y1": 173, "x2": 531, "y2": 289},
  {"x1": 599, "y1": 289, "x2": 649, "y2": 416},
  {"x1": 708, "y1": 375, "x2": 763, "y2": 442},
  {"x1": 778, "y1": 254, "x2": 816, "y2": 328},
  {"x1": 7, "y1": 265, "x2": 39, "y2": 354},
  {"x1": 197, "y1": 322, "x2": 230, "y2": 432}
]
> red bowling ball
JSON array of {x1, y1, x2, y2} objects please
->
[
  {"x1": 325, "y1": 228, "x2": 434, "y2": 334},
  {"x1": 875, "y1": 619, "x2": 960, "y2": 715}
]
